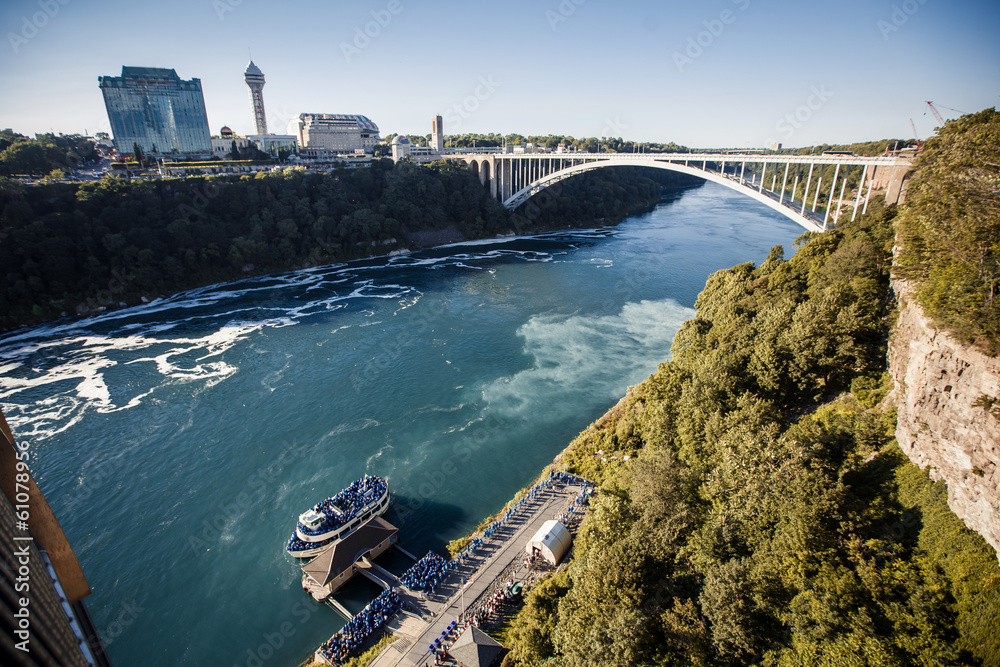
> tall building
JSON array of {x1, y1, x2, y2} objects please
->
[
  {"x1": 1, "y1": 408, "x2": 111, "y2": 666},
  {"x1": 431, "y1": 115, "x2": 444, "y2": 152},
  {"x1": 288, "y1": 114, "x2": 380, "y2": 155},
  {"x1": 98, "y1": 66, "x2": 212, "y2": 157},
  {"x1": 243, "y1": 61, "x2": 267, "y2": 136}
]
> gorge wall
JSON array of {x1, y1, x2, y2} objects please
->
[{"x1": 888, "y1": 279, "x2": 1000, "y2": 559}]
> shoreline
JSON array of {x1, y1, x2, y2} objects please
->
[
  {"x1": 0, "y1": 202, "x2": 680, "y2": 341},
  {"x1": 1, "y1": 173, "x2": 694, "y2": 335},
  {"x1": 443, "y1": 390, "x2": 637, "y2": 558}
]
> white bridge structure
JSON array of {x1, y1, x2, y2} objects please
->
[
  {"x1": 458, "y1": 153, "x2": 912, "y2": 231},
  {"x1": 430, "y1": 151, "x2": 912, "y2": 233}
]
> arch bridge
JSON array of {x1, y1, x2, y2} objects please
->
[{"x1": 453, "y1": 152, "x2": 911, "y2": 233}]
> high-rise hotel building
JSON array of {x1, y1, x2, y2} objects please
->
[{"x1": 99, "y1": 67, "x2": 212, "y2": 157}]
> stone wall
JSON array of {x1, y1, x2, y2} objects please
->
[{"x1": 888, "y1": 280, "x2": 1000, "y2": 559}]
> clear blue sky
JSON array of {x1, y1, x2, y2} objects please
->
[{"x1": 1, "y1": 0, "x2": 998, "y2": 147}]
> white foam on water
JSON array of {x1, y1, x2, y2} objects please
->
[
  {"x1": 481, "y1": 299, "x2": 695, "y2": 421},
  {"x1": 0, "y1": 236, "x2": 590, "y2": 442},
  {"x1": 0, "y1": 361, "x2": 21, "y2": 374}
]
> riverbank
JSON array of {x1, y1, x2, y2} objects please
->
[{"x1": 0, "y1": 162, "x2": 698, "y2": 331}]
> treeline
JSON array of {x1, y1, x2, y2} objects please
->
[
  {"x1": 0, "y1": 160, "x2": 690, "y2": 330},
  {"x1": 894, "y1": 108, "x2": 1000, "y2": 354},
  {"x1": 500, "y1": 200, "x2": 1000, "y2": 666},
  {"x1": 776, "y1": 137, "x2": 919, "y2": 156},
  {"x1": 0, "y1": 130, "x2": 99, "y2": 178},
  {"x1": 393, "y1": 132, "x2": 688, "y2": 154}
]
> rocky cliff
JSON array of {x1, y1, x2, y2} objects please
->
[{"x1": 888, "y1": 279, "x2": 1000, "y2": 559}]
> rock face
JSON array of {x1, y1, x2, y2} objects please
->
[{"x1": 888, "y1": 280, "x2": 1000, "y2": 559}]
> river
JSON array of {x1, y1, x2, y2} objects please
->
[{"x1": 0, "y1": 181, "x2": 803, "y2": 666}]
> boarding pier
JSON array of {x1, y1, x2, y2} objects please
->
[
  {"x1": 302, "y1": 472, "x2": 593, "y2": 666},
  {"x1": 370, "y1": 475, "x2": 592, "y2": 667}
]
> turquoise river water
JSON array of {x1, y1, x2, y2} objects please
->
[{"x1": 0, "y1": 182, "x2": 803, "y2": 666}]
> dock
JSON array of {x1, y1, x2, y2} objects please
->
[
  {"x1": 370, "y1": 480, "x2": 589, "y2": 667},
  {"x1": 302, "y1": 474, "x2": 593, "y2": 667}
]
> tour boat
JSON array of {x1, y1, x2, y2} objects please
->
[{"x1": 285, "y1": 475, "x2": 390, "y2": 559}]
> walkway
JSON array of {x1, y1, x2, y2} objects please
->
[{"x1": 369, "y1": 482, "x2": 584, "y2": 667}]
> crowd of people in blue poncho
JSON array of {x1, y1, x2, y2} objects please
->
[
  {"x1": 559, "y1": 485, "x2": 593, "y2": 526},
  {"x1": 300, "y1": 475, "x2": 388, "y2": 536},
  {"x1": 320, "y1": 588, "x2": 401, "y2": 665},
  {"x1": 400, "y1": 551, "x2": 448, "y2": 592}
]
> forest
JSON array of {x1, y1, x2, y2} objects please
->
[
  {"x1": 0, "y1": 130, "x2": 99, "y2": 179},
  {"x1": 894, "y1": 108, "x2": 1000, "y2": 354},
  {"x1": 0, "y1": 159, "x2": 696, "y2": 330},
  {"x1": 500, "y1": 191, "x2": 1000, "y2": 666}
]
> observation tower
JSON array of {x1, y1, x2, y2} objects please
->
[{"x1": 244, "y1": 60, "x2": 267, "y2": 135}]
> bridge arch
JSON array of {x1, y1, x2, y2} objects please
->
[
  {"x1": 469, "y1": 160, "x2": 479, "y2": 178},
  {"x1": 480, "y1": 160, "x2": 490, "y2": 187},
  {"x1": 505, "y1": 159, "x2": 826, "y2": 233}
]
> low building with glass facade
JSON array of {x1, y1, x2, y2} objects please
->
[{"x1": 98, "y1": 66, "x2": 212, "y2": 158}]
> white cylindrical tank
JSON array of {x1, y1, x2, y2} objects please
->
[{"x1": 525, "y1": 520, "x2": 572, "y2": 566}]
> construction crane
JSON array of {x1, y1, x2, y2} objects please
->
[
  {"x1": 910, "y1": 118, "x2": 922, "y2": 152},
  {"x1": 925, "y1": 101, "x2": 945, "y2": 125},
  {"x1": 925, "y1": 101, "x2": 966, "y2": 126}
]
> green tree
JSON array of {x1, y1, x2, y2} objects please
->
[
  {"x1": 895, "y1": 108, "x2": 1000, "y2": 353},
  {"x1": 1, "y1": 141, "x2": 49, "y2": 175}
]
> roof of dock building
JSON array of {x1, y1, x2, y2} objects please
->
[{"x1": 302, "y1": 516, "x2": 397, "y2": 586}]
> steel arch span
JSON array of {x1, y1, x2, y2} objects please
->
[
  {"x1": 503, "y1": 160, "x2": 824, "y2": 232},
  {"x1": 443, "y1": 152, "x2": 910, "y2": 235},
  {"x1": 507, "y1": 159, "x2": 831, "y2": 231}
]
